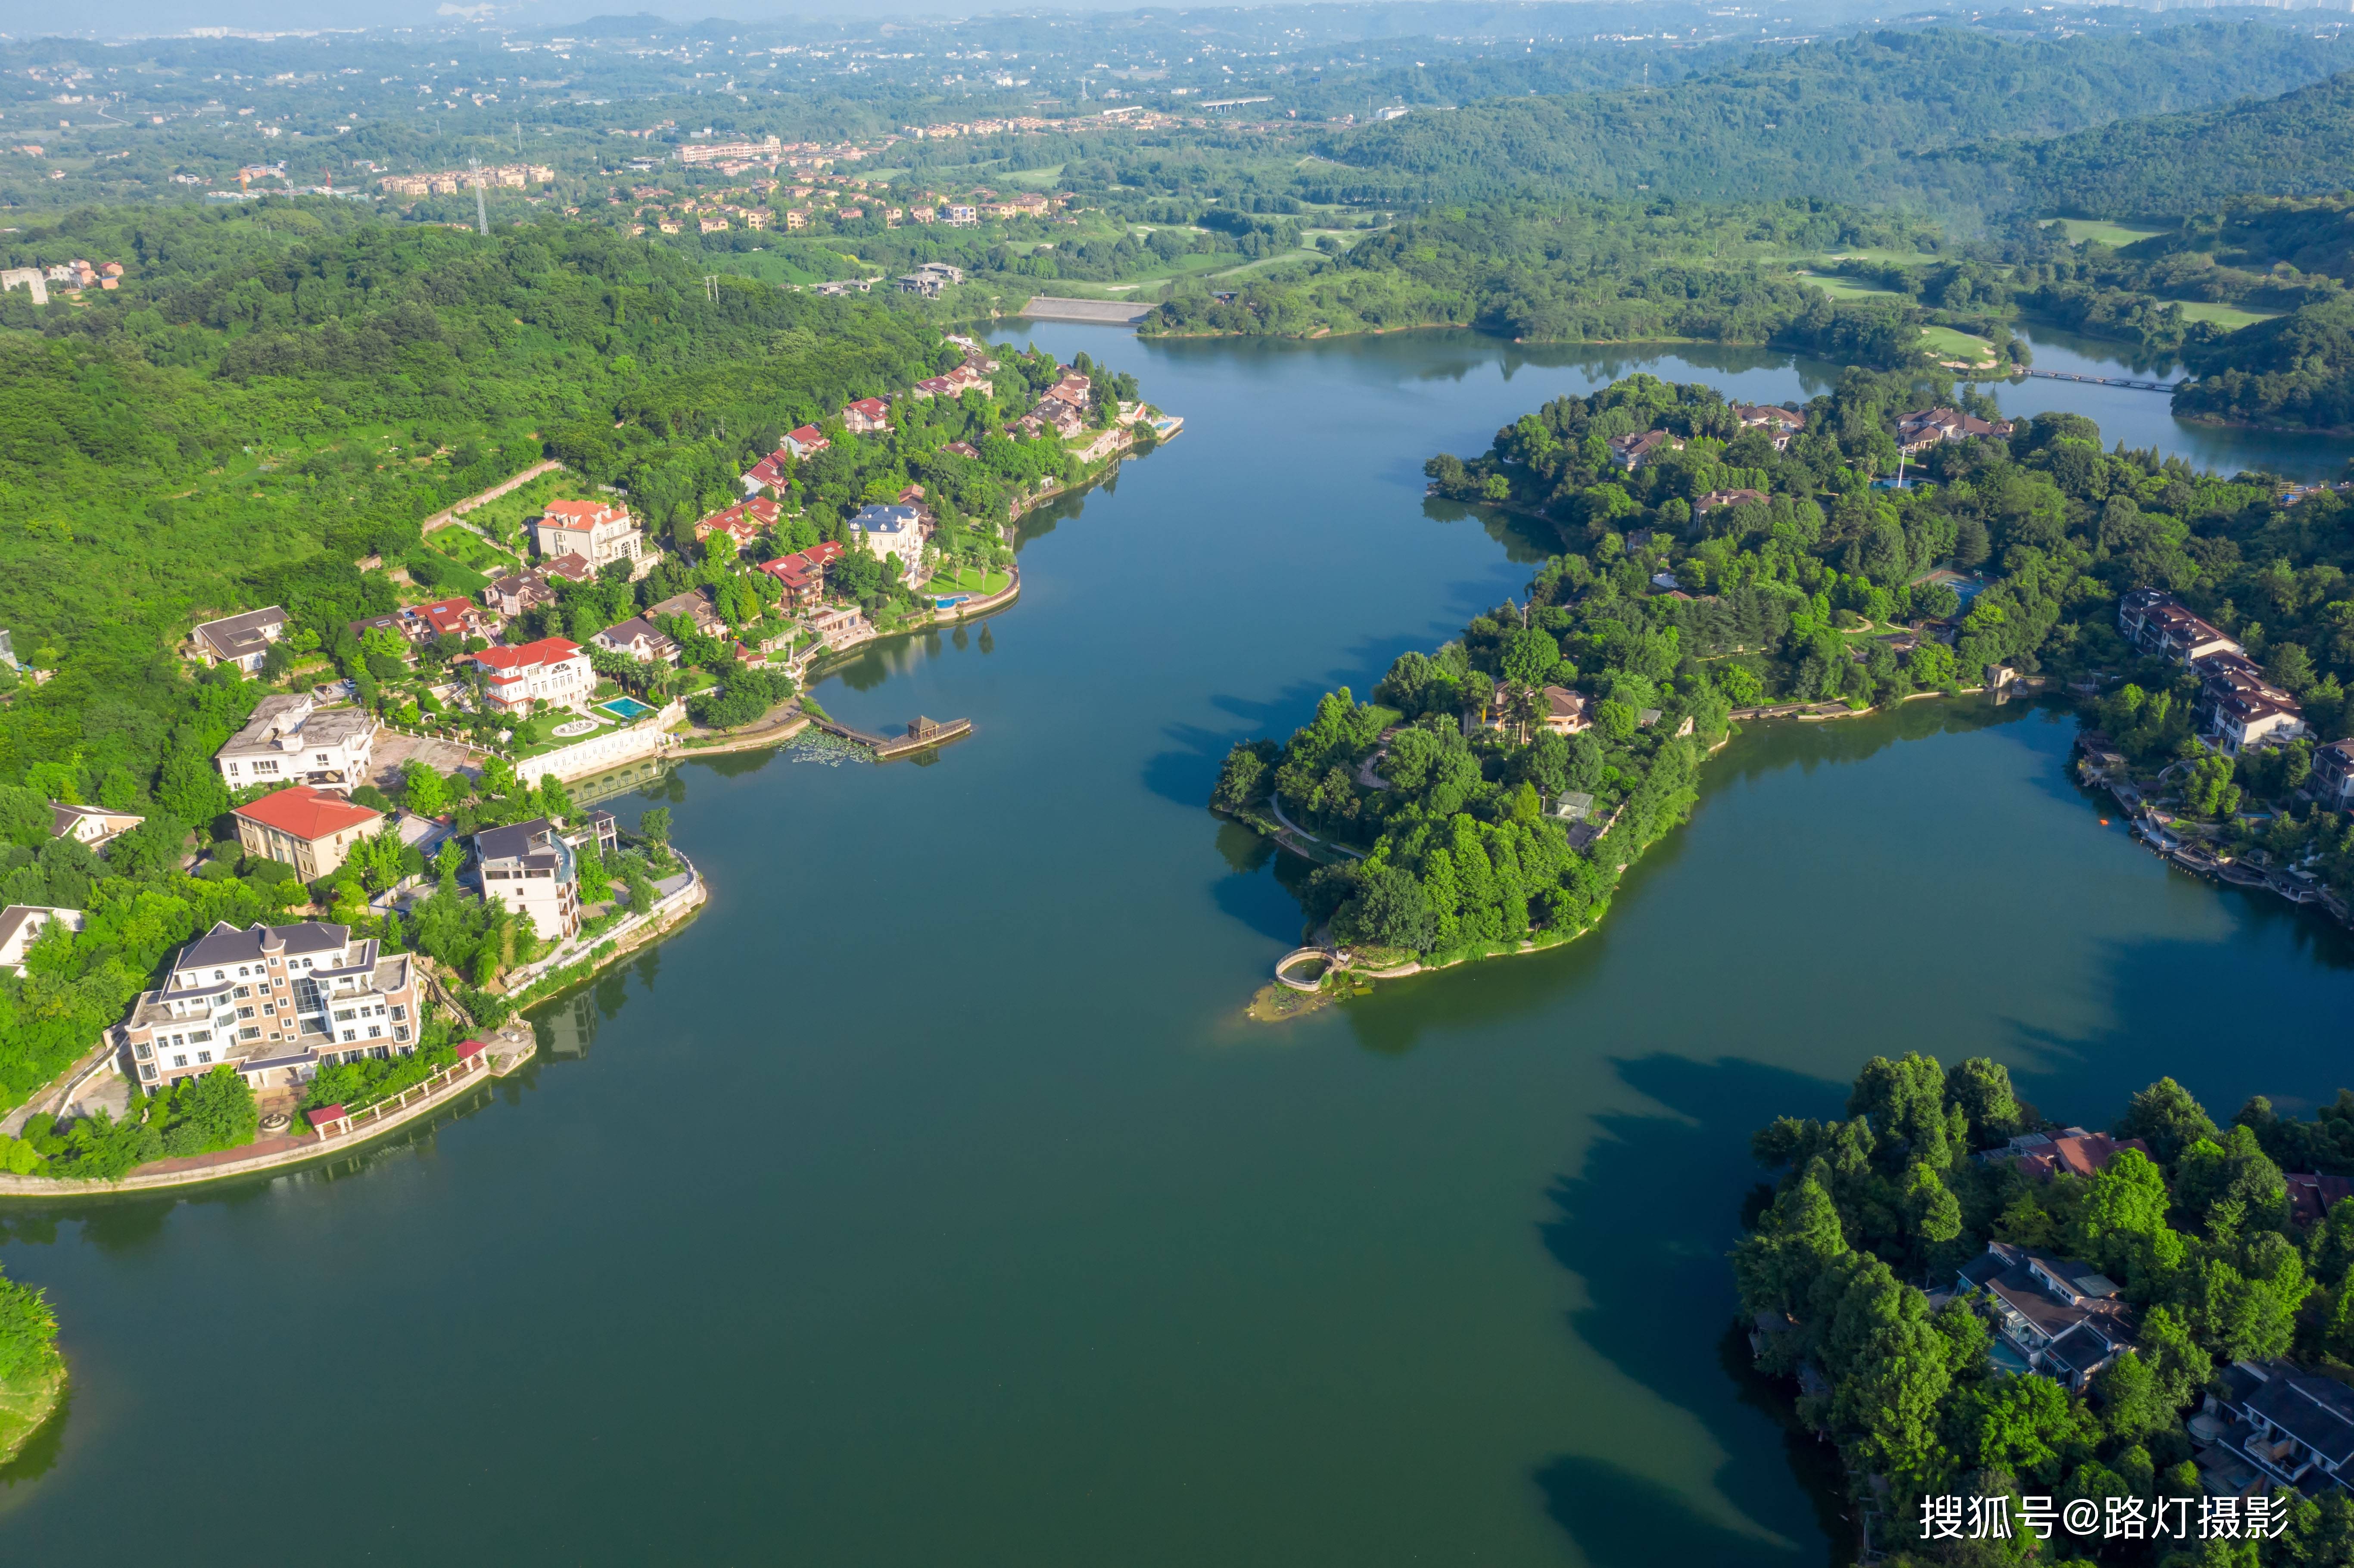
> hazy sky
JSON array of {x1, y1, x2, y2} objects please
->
[{"x1": 6, "y1": 0, "x2": 1249, "y2": 40}]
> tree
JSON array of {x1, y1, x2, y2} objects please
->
[
  {"x1": 2071, "y1": 1148, "x2": 2185, "y2": 1285},
  {"x1": 2091, "y1": 1350, "x2": 2175, "y2": 1444},
  {"x1": 1849, "y1": 1052, "x2": 1962, "y2": 1174},
  {"x1": 1334, "y1": 862, "x2": 1438, "y2": 953},
  {"x1": 1903, "y1": 1160, "x2": 1965, "y2": 1265},
  {"x1": 1947, "y1": 1372, "x2": 2089, "y2": 1485},
  {"x1": 2116, "y1": 1078, "x2": 2218, "y2": 1167},
  {"x1": 1946, "y1": 1058, "x2": 2022, "y2": 1148},
  {"x1": 402, "y1": 759, "x2": 450, "y2": 818},
  {"x1": 638, "y1": 806, "x2": 672, "y2": 848}
]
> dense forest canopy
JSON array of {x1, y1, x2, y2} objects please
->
[{"x1": 1315, "y1": 26, "x2": 2354, "y2": 208}]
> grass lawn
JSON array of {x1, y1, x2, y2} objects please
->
[
  {"x1": 428, "y1": 526, "x2": 521, "y2": 574},
  {"x1": 0, "y1": 1366, "x2": 65, "y2": 1465},
  {"x1": 927, "y1": 565, "x2": 1012, "y2": 597},
  {"x1": 2171, "y1": 300, "x2": 2279, "y2": 330},
  {"x1": 2052, "y1": 218, "x2": 2170, "y2": 249},
  {"x1": 1920, "y1": 324, "x2": 1995, "y2": 361},
  {"x1": 1796, "y1": 270, "x2": 1908, "y2": 302},
  {"x1": 998, "y1": 165, "x2": 1065, "y2": 189},
  {"x1": 459, "y1": 468, "x2": 601, "y2": 547}
]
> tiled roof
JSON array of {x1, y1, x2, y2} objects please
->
[
  {"x1": 472, "y1": 637, "x2": 583, "y2": 673},
  {"x1": 234, "y1": 786, "x2": 382, "y2": 843}
]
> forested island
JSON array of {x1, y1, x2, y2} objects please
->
[
  {"x1": 1214, "y1": 367, "x2": 2354, "y2": 992},
  {"x1": 1739, "y1": 1053, "x2": 2354, "y2": 1565}
]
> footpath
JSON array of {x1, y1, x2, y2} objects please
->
[{"x1": 0, "y1": 1024, "x2": 538, "y2": 1198}]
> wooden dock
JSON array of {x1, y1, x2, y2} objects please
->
[{"x1": 809, "y1": 712, "x2": 973, "y2": 759}]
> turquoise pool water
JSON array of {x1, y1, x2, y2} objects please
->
[{"x1": 600, "y1": 696, "x2": 656, "y2": 720}]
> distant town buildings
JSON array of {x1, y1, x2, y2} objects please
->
[
  {"x1": 2119, "y1": 588, "x2": 2306, "y2": 753},
  {"x1": 1896, "y1": 408, "x2": 2015, "y2": 454},
  {"x1": 378, "y1": 164, "x2": 555, "y2": 196}
]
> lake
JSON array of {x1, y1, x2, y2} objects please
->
[{"x1": 1, "y1": 327, "x2": 2348, "y2": 1566}]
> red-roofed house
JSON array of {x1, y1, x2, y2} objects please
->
[
  {"x1": 757, "y1": 541, "x2": 844, "y2": 609},
  {"x1": 465, "y1": 637, "x2": 594, "y2": 715},
  {"x1": 233, "y1": 786, "x2": 383, "y2": 880},
  {"x1": 842, "y1": 397, "x2": 891, "y2": 434},
  {"x1": 740, "y1": 451, "x2": 791, "y2": 497},
  {"x1": 694, "y1": 495, "x2": 781, "y2": 551},
  {"x1": 417, "y1": 596, "x2": 486, "y2": 641},
  {"x1": 535, "y1": 500, "x2": 645, "y2": 573},
  {"x1": 782, "y1": 425, "x2": 829, "y2": 461},
  {"x1": 2016, "y1": 1132, "x2": 2153, "y2": 1183}
]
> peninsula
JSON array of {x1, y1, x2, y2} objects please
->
[
  {"x1": 1216, "y1": 369, "x2": 2354, "y2": 1002},
  {"x1": 0, "y1": 210, "x2": 1174, "y2": 1186}
]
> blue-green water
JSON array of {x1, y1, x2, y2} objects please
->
[{"x1": 0, "y1": 327, "x2": 2348, "y2": 1565}]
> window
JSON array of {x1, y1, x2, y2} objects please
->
[
  {"x1": 171, "y1": 1055, "x2": 187, "y2": 1068},
  {"x1": 394, "y1": 1026, "x2": 410, "y2": 1042},
  {"x1": 213, "y1": 969, "x2": 225, "y2": 981},
  {"x1": 190, "y1": 1030, "x2": 211, "y2": 1044},
  {"x1": 334, "y1": 1008, "x2": 355, "y2": 1022},
  {"x1": 240, "y1": 1027, "x2": 260, "y2": 1041},
  {"x1": 139, "y1": 1064, "x2": 156, "y2": 1082},
  {"x1": 262, "y1": 1003, "x2": 275, "y2": 1016},
  {"x1": 367, "y1": 1024, "x2": 383, "y2": 1039},
  {"x1": 341, "y1": 1030, "x2": 356, "y2": 1043},
  {"x1": 391, "y1": 1005, "x2": 407, "y2": 1021},
  {"x1": 134, "y1": 1042, "x2": 152, "y2": 1060},
  {"x1": 197, "y1": 1051, "x2": 213, "y2": 1064},
  {"x1": 234, "y1": 985, "x2": 251, "y2": 999},
  {"x1": 238, "y1": 1006, "x2": 255, "y2": 1020}
]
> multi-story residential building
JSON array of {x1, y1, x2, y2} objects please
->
[
  {"x1": 534, "y1": 500, "x2": 645, "y2": 574},
  {"x1": 842, "y1": 397, "x2": 891, "y2": 434},
  {"x1": 2119, "y1": 589, "x2": 2243, "y2": 664},
  {"x1": 2316, "y1": 740, "x2": 2354, "y2": 806},
  {"x1": 850, "y1": 503, "x2": 926, "y2": 582},
  {"x1": 475, "y1": 817, "x2": 587, "y2": 942},
  {"x1": 49, "y1": 802, "x2": 144, "y2": 852},
  {"x1": 215, "y1": 693, "x2": 379, "y2": 789},
  {"x1": 1895, "y1": 408, "x2": 2015, "y2": 454},
  {"x1": 2207, "y1": 1360, "x2": 2354, "y2": 1496},
  {"x1": 1732, "y1": 404, "x2": 1805, "y2": 449},
  {"x1": 591, "y1": 616, "x2": 680, "y2": 666},
  {"x1": 781, "y1": 424, "x2": 829, "y2": 461},
  {"x1": 693, "y1": 496, "x2": 780, "y2": 551},
  {"x1": 118, "y1": 919, "x2": 421, "y2": 1091},
  {"x1": 0, "y1": 905, "x2": 83, "y2": 974},
  {"x1": 188, "y1": 606, "x2": 288, "y2": 672},
  {"x1": 757, "y1": 541, "x2": 843, "y2": 609},
  {"x1": 232, "y1": 786, "x2": 383, "y2": 881},
  {"x1": 465, "y1": 637, "x2": 595, "y2": 714},
  {"x1": 1606, "y1": 429, "x2": 1683, "y2": 471}
]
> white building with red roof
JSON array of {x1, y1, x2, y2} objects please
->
[
  {"x1": 533, "y1": 499, "x2": 645, "y2": 574},
  {"x1": 231, "y1": 786, "x2": 383, "y2": 881},
  {"x1": 466, "y1": 636, "x2": 595, "y2": 715},
  {"x1": 782, "y1": 424, "x2": 829, "y2": 460},
  {"x1": 842, "y1": 397, "x2": 891, "y2": 434}
]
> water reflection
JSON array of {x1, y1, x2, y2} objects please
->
[{"x1": 1535, "y1": 1054, "x2": 1849, "y2": 1568}]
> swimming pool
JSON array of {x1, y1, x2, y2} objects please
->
[{"x1": 600, "y1": 696, "x2": 657, "y2": 721}]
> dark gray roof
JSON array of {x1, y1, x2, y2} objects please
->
[
  {"x1": 2249, "y1": 1372, "x2": 2354, "y2": 1468},
  {"x1": 193, "y1": 606, "x2": 286, "y2": 659},
  {"x1": 2046, "y1": 1320, "x2": 2128, "y2": 1377},
  {"x1": 177, "y1": 920, "x2": 348, "y2": 971},
  {"x1": 1959, "y1": 1242, "x2": 2021, "y2": 1289},
  {"x1": 476, "y1": 819, "x2": 556, "y2": 864}
]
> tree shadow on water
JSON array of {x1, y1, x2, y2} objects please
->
[{"x1": 1532, "y1": 1053, "x2": 1852, "y2": 1568}]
